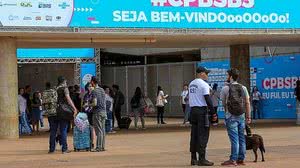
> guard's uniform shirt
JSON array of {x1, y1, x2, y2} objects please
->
[{"x1": 189, "y1": 78, "x2": 210, "y2": 107}]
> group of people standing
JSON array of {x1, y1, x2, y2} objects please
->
[
  {"x1": 180, "y1": 79, "x2": 264, "y2": 126},
  {"x1": 188, "y1": 66, "x2": 251, "y2": 166},
  {"x1": 18, "y1": 85, "x2": 46, "y2": 135},
  {"x1": 18, "y1": 75, "x2": 128, "y2": 153},
  {"x1": 48, "y1": 76, "x2": 128, "y2": 153}
]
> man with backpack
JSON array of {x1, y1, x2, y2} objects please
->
[
  {"x1": 42, "y1": 82, "x2": 57, "y2": 132},
  {"x1": 220, "y1": 68, "x2": 251, "y2": 166}
]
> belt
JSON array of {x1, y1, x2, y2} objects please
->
[{"x1": 191, "y1": 106, "x2": 207, "y2": 110}]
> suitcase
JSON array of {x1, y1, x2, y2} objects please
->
[
  {"x1": 119, "y1": 117, "x2": 132, "y2": 129},
  {"x1": 73, "y1": 126, "x2": 91, "y2": 151}
]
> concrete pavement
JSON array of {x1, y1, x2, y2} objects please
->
[{"x1": 0, "y1": 118, "x2": 299, "y2": 168}]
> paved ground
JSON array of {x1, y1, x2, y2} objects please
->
[{"x1": 0, "y1": 118, "x2": 299, "y2": 168}]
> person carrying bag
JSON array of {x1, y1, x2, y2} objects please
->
[
  {"x1": 130, "y1": 87, "x2": 146, "y2": 129},
  {"x1": 57, "y1": 87, "x2": 74, "y2": 121},
  {"x1": 155, "y1": 86, "x2": 168, "y2": 124},
  {"x1": 48, "y1": 76, "x2": 78, "y2": 154}
]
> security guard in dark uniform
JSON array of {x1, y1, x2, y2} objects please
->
[{"x1": 189, "y1": 66, "x2": 217, "y2": 166}]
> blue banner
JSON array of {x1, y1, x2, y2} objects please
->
[
  {"x1": 17, "y1": 48, "x2": 94, "y2": 58},
  {"x1": 80, "y1": 63, "x2": 96, "y2": 93},
  {"x1": 200, "y1": 55, "x2": 300, "y2": 119},
  {"x1": 0, "y1": 0, "x2": 300, "y2": 29}
]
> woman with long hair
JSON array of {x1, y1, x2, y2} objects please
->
[
  {"x1": 18, "y1": 88, "x2": 32, "y2": 135},
  {"x1": 155, "y1": 86, "x2": 168, "y2": 124},
  {"x1": 130, "y1": 87, "x2": 146, "y2": 129},
  {"x1": 32, "y1": 91, "x2": 42, "y2": 132}
]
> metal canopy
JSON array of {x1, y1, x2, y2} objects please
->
[{"x1": 1, "y1": 28, "x2": 300, "y2": 48}]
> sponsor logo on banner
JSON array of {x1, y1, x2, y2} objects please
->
[
  {"x1": 58, "y1": 2, "x2": 70, "y2": 9},
  {"x1": 88, "y1": 17, "x2": 100, "y2": 24},
  {"x1": 35, "y1": 16, "x2": 42, "y2": 20},
  {"x1": 91, "y1": 21, "x2": 100, "y2": 24},
  {"x1": 23, "y1": 16, "x2": 32, "y2": 20},
  {"x1": 20, "y1": 2, "x2": 32, "y2": 7},
  {"x1": 56, "y1": 16, "x2": 62, "y2": 21},
  {"x1": 38, "y1": 2, "x2": 51, "y2": 8},
  {"x1": 8, "y1": 15, "x2": 19, "y2": 21},
  {"x1": 46, "y1": 15, "x2": 53, "y2": 21},
  {"x1": 88, "y1": 17, "x2": 96, "y2": 21},
  {"x1": 0, "y1": 2, "x2": 17, "y2": 7}
]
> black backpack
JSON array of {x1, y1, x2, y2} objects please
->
[
  {"x1": 227, "y1": 84, "x2": 245, "y2": 116},
  {"x1": 130, "y1": 97, "x2": 139, "y2": 108}
]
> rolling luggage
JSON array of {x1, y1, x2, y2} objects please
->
[
  {"x1": 73, "y1": 126, "x2": 91, "y2": 151},
  {"x1": 119, "y1": 117, "x2": 132, "y2": 129}
]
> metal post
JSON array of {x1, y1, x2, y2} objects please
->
[
  {"x1": 144, "y1": 56, "x2": 148, "y2": 97},
  {"x1": 113, "y1": 67, "x2": 116, "y2": 84},
  {"x1": 297, "y1": 100, "x2": 300, "y2": 125},
  {"x1": 95, "y1": 48, "x2": 101, "y2": 84},
  {"x1": 125, "y1": 66, "x2": 129, "y2": 115},
  {"x1": 168, "y1": 64, "x2": 172, "y2": 115},
  {"x1": 156, "y1": 65, "x2": 159, "y2": 89},
  {"x1": 194, "y1": 62, "x2": 197, "y2": 78},
  {"x1": 74, "y1": 59, "x2": 81, "y2": 86}
]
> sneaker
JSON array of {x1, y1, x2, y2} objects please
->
[
  {"x1": 161, "y1": 122, "x2": 167, "y2": 124},
  {"x1": 237, "y1": 160, "x2": 246, "y2": 166},
  {"x1": 48, "y1": 151, "x2": 55, "y2": 154},
  {"x1": 198, "y1": 159, "x2": 214, "y2": 166},
  {"x1": 91, "y1": 148, "x2": 101, "y2": 152},
  {"x1": 62, "y1": 150, "x2": 71, "y2": 154},
  {"x1": 221, "y1": 160, "x2": 237, "y2": 166},
  {"x1": 191, "y1": 159, "x2": 198, "y2": 166},
  {"x1": 109, "y1": 131, "x2": 116, "y2": 134}
]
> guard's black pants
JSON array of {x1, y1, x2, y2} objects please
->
[{"x1": 190, "y1": 107, "x2": 210, "y2": 160}]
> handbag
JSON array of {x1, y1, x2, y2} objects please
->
[
  {"x1": 144, "y1": 106, "x2": 150, "y2": 114},
  {"x1": 144, "y1": 98, "x2": 155, "y2": 114},
  {"x1": 57, "y1": 103, "x2": 74, "y2": 120},
  {"x1": 156, "y1": 95, "x2": 164, "y2": 107}
]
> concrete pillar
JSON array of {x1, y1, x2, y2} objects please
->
[
  {"x1": 0, "y1": 37, "x2": 18, "y2": 139},
  {"x1": 230, "y1": 44, "x2": 250, "y2": 90}
]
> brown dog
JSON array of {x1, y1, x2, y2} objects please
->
[{"x1": 245, "y1": 125, "x2": 265, "y2": 162}]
